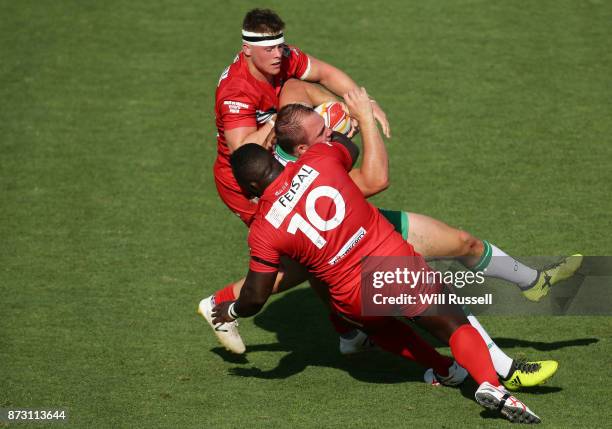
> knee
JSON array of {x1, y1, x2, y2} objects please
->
[{"x1": 456, "y1": 230, "x2": 482, "y2": 257}]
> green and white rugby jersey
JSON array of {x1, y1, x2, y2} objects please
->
[{"x1": 273, "y1": 144, "x2": 297, "y2": 167}]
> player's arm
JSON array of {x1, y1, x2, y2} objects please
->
[
  {"x1": 218, "y1": 87, "x2": 276, "y2": 153},
  {"x1": 306, "y1": 55, "x2": 391, "y2": 138},
  {"x1": 344, "y1": 88, "x2": 389, "y2": 197},
  {"x1": 225, "y1": 121, "x2": 275, "y2": 153},
  {"x1": 212, "y1": 269, "x2": 277, "y2": 323}
]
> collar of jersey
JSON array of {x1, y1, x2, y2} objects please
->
[{"x1": 274, "y1": 144, "x2": 297, "y2": 162}]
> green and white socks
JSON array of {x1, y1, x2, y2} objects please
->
[{"x1": 471, "y1": 240, "x2": 538, "y2": 289}]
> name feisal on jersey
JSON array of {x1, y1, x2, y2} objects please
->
[{"x1": 266, "y1": 165, "x2": 319, "y2": 228}]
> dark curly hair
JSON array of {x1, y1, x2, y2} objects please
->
[{"x1": 242, "y1": 9, "x2": 285, "y2": 33}]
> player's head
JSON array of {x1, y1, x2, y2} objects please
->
[
  {"x1": 242, "y1": 9, "x2": 286, "y2": 78},
  {"x1": 230, "y1": 143, "x2": 283, "y2": 198},
  {"x1": 276, "y1": 103, "x2": 333, "y2": 157}
]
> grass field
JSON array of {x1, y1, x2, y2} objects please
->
[{"x1": 1, "y1": 0, "x2": 611, "y2": 427}]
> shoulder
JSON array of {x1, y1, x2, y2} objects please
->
[
  {"x1": 248, "y1": 215, "x2": 278, "y2": 247},
  {"x1": 217, "y1": 56, "x2": 255, "y2": 96},
  {"x1": 281, "y1": 45, "x2": 311, "y2": 79},
  {"x1": 301, "y1": 142, "x2": 352, "y2": 170},
  {"x1": 283, "y1": 44, "x2": 307, "y2": 58}
]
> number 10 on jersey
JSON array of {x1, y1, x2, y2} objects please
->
[{"x1": 287, "y1": 185, "x2": 346, "y2": 249}]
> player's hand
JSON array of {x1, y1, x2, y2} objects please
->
[
  {"x1": 343, "y1": 87, "x2": 374, "y2": 126},
  {"x1": 212, "y1": 301, "x2": 235, "y2": 324},
  {"x1": 371, "y1": 101, "x2": 391, "y2": 138},
  {"x1": 346, "y1": 117, "x2": 360, "y2": 138}
]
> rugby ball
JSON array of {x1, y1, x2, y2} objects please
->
[{"x1": 314, "y1": 101, "x2": 352, "y2": 135}]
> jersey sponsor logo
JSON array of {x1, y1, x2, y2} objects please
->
[
  {"x1": 256, "y1": 109, "x2": 276, "y2": 124},
  {"x1": 329, "y1": 227, "x2": 367, "y2": 265},
  {"x1": 265, "y1": 165, "x2": 319, "y2": 228},
  {"x1": 224, "y1": 100, "x2": 250, "y2": 114}
]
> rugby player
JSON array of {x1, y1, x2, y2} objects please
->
[
  {"x1": 209, "y1": 8, "x2": 391, "y2": 355},
  {"x1": 211, "y1": 131, "x2": 542, "y2": 423},
  {"x1": 205, "y1": 8, "x2": 579, "y2": 389},
  {"x1": 214, "y1": 8, "x2": 389, "y2": 227},
  {"x1": 203, "y1": 91, "x2": 579, "y2": 390},
  {"x1": 271, "y1": 100, "x2": 583, "y2": 389}
]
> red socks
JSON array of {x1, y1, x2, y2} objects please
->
[
  {"x1": 449, "y1": 324, "x2": 499, "y2": 386},
  {"x1": 213, "y1": 284, "x2": 237, "y2": 304},
  {"x1": 369, "y1": 319, "x2": 453, "y2": 376}
]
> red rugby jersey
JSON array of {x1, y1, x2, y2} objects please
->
[
  {"x1": 214, "y1": 46, "x2": 310, "y2": 167},
  {"x1": 248, "y1": 142, "x2": 413, "y2": 316}
]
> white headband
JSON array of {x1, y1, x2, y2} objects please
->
[{"x1": 242, "y1": 29, "x2": 285, "y2": 46}]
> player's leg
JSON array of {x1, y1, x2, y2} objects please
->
[
  {"x1": 404, "y1": 211, "x2": 482, "y2": 263},
  {"x1": 378, "y1": 209, "x2": 562, "y2": 387},
  {"x1": 411, "y1": 303, "x2": 557, "y2": 389},
  {"x1": 379, "y1": 209, "x2": 515, "y2": 369},
  {"x1": 407, "y1": 211, "x2": 539, "y2": 286},
  {"x1": 339, "y1": 314, "x2": 463, "y2": 381},
  {"x1": 464, "y1": 309, "x2": 558, "y2": 391},
  {"x1": 413, "y1": 292, "x2": 541, "y2": 423},
  {"x1": 401, "y1": 210, "x2": 582, "y2": 301},
  {"x1": 305, "y1": 277, "x2": 377, "y2": 354},
  {"x1": 400, "y1": 228, "x2": 559, "y2": 390},
  {"x1": 404, "y1": 212, "x2": 555, "y2": 382},
  {"x1": 418, "y1": 317, "x2": 499, "y2": 386},
  {"x1": 278, "y1": 78, "x2": 337, "y2": 107}
]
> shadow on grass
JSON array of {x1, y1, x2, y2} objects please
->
[
  {"x1": 210, "y1": 288, "x2": 596, "y2": 386},
  {"x1": 212, "y1": 287, "x2": 423, "y2": 384},
  {"x1": 491, "y1": 337, "x2": 599, "y2": 351}
]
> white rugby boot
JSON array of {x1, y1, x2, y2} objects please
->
[
  {"x1": 475, "y1": 381, "x2": 541, "y2": 424},
  {"x1": 198, "y1": 296, "x2": 246, "y2": 354}
]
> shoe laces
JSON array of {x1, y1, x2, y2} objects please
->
[
  {"x1": 542, "y1": 256, "x2": 571, "y2": 273},
  {"x1": 514, "y1": 359, "x2": 541, "y2": 373}
]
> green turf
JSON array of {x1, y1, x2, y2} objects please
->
[{"x1": 1, "y1": 0, "x2": 611, "y2": 427}]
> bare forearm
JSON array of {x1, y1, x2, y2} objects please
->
[
  {"x1": 319, "y1": 69, "x2": 358, "y2": 98},
  {"x1": 309, "y1": 58, "x2": 359, "y2": 98},
  {"x1": 226, "y1": 121, "x2": 275, "y2": 153},
  {"x1": 357, "y1": 117, "x2": 389, "y2": 193},
  {"x1": 233, "y1": 294, "x2": 266, "y2": 318},
  {"x1": 233, "y1": 271, "x2": 276, "y2": 317}
]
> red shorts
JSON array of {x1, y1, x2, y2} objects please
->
[
  {"x1": 332, "y1": 251, "x2": 445, "y2": 321},
  {"x1": 213, "y1": 156, "x2": 258, "y2": 226}
]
